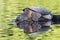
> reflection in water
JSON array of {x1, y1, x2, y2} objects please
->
[
  {"x1": 18, "y1": 20, "x2": 52, "y2": 34},
  {"x1": 16, "y1": 15, "x2": 60, "y2": 34}
]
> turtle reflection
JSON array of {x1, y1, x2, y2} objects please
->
[{"x1": 19, "y1": 20, "x2": 51, "y2": 34}]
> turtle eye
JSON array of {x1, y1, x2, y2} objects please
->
[{"x1": 23, "y1": 8, "x2": 30, "y2": 13}]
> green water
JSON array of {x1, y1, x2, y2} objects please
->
[{"x1": 0, "y1": 0, "x2": 60, "y2": 40}]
